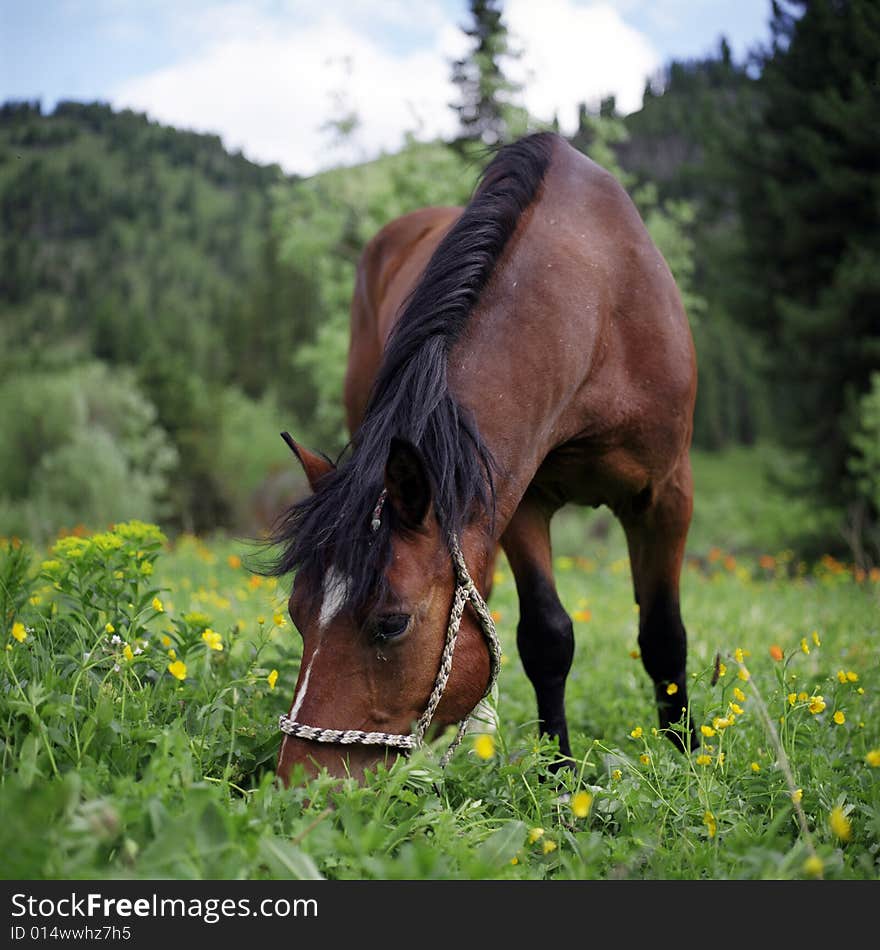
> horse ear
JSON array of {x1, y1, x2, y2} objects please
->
[
  {"x1": 384, "y1": 438, "x2": 432, "y2": 529},
  {"x1": 280, "y1": 432, "x2": 335, "y2": 492}
]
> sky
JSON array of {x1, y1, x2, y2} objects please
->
[{"x1": 1, "y1": 1, "x2": 774, "y2": 176}]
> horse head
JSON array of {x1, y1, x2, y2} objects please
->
[{"x1": 274, "y1": 434, "x2": 496, "y2": 785}]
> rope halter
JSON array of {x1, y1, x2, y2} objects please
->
[{"x1": 278, "y1": 494, "x2": 501, "y2": 768}]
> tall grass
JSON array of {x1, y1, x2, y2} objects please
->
[{"x1": 1, "y1": 448, "x2": 877, "y2": 880}]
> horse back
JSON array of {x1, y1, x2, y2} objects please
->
[{"x1": 345, "y1": 206, "x2": 462, "y2": 432}]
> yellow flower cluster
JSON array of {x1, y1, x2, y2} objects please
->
[
  {"x1": 571, "y1": 791, "x2": 592, "y2": 818},
  {"x1": 168, "y1": 660, "x2": 187, "y2": 681},
  {"x1": 473, "y1": 734, "x2": 495, "y2": 760},
  {"x1": 201, "y1": 628, "x2": 223, "y2": 651}
]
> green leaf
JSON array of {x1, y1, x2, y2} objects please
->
[
  {"x1": 258, "y1": 837, "x2": 324, "y2": 880},
  {"x1": 476, "y1": 820, "x2": 527, "y2": 868}
]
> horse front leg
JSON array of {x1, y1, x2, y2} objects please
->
[{"x1": 501, "y1": 497, "x2": 574, "y2": 767}]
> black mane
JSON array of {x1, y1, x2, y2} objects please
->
[{"x1": 266, "y1": 132, "x2": 556, "y2": 610}]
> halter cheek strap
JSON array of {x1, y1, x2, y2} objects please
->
[{"x1": 277, "y1": 532, "x2": 501, "y2": 768}]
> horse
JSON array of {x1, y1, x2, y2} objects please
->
[{"x1": 270, "y1": 131, "x2": 698, "y2": 786}]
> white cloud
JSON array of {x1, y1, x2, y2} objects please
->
[
  {"x1": 505, "y1": 0, "x2": 660, "y2": 126},
  {"x1": 111, "y1": 1, "x2": 659, "y2": 176},
  {"x1": 113, "y1": 11, "x2": 464, "y2": 175}
]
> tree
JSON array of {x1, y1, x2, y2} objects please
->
[
  {"x1": 450, "y1": 0, "x2": 525, "y2": 148},
  {"x1": 735, "y1": 0, "x2": 880, "y2": 556}
]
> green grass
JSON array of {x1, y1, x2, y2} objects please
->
[{"x1": 1, "y1": 447, "x2": 878, "y2": 881}]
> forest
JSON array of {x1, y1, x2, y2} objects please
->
[{"x1": 1, "y1": 0, "x2": 878, "y2": 567}]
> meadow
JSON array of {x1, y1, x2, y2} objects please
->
[{"x1": 1, "y1": 445, "x2": 877, "y2": 881}]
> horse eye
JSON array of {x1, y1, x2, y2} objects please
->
[{"x1": 374, "y1": 613, "x2": 411, "y2": 641}]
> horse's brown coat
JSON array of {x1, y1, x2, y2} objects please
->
[{"x1": 277, "y1": 135, "x2": 697, "y2": 784}]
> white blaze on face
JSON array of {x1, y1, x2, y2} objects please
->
[
  {"x1": 318, "y1": 565, "x2": 350, "y2": 630},
  {"x1": 286, "y1": 566, "x2": 350, "y2": 721}
]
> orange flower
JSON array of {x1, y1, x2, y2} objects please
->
[{"x1": 769, "y1": 644, "x2": 784, "y2": 661}]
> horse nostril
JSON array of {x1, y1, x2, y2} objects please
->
[{"x1": 374, "y1": 613, "x2": 411, "y2": 641}]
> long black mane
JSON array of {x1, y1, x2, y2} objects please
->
[{"x1": 267, "y1": 132, "x2": 556, "y2": 611}]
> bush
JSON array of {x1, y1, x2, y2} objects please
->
[{"x1": 0, "y1": 361, "x2": 177, "y2": 541}]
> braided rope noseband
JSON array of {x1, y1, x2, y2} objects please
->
[{"x1": 278, "y1": 498, "x2": 501, "y2": 768}]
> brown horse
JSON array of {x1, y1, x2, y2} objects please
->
[{"x1": 271, "y1": 131, "x2": 697, "y2": 785}]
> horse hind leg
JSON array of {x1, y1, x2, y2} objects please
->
[
  {"x1": 621, "y1": 454, "x2": 699, "y2": 752},
  {"x1": 501, "y1": 497, "x2": 575, "y2": 767}
]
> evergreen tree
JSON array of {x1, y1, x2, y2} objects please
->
[
  {"x1": 736, "y1": 0, "x2": 880, "y2": 551},
  {"x1": 450, "y1": 0, "x2": 524, "y2": 148}
]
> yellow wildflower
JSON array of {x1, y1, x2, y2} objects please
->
[
  {"x1": 695, "y1": 754, "x2": 712, "y2": 766},
  {"x1": 812, "y1": 630, "x2": 821, "y2": 647},
  {"x1": 571, "y1": 791, "x2": 593, "y2": 818},
  {"x1": 630, "y1": 726, "x2": 643, "y2": 739},
  {"x1": 733, "y1": 687, "x2": 746, "y2": 703},
  {"x1": 11, "y1": 622, "x2": 27, "y2": 643},
  {"x1": 712, "y1": 716, "x2": 733, "y2": 730},
  {"x1": 792, "y1": 789, "x2": 803, "y2": 804},
  {"x1": 201, "y1": 628, "x2": 224, "y2": 651},
  {"x1": 729, "y1": 702, "x2": 744, "y2": 716},
  {"x1": 829, "y1": 806, "x2": 851, "y2": 842},
  {"x1": 703, "y1": 811, "x2": 717, "y2": 839},
  {"x1": 837, "y1": 670, "x2": 848, "y2": 684},
  {"x1": 833, "y1": 710, "x2": 845, "y2": 725},
  {"x1": 808, "y1": 696, "x2": 826, "y2": 715},
  {"x1": 168, "y1": 660, "x2": 187, "y2": 681},
  {"x1": 267, "y1": 669, "x2": 279, "y2": 690},
  {"x1": 611, "y1": 769, "x2": 622, "y2": 781},
  {"x1": 716, "y1": 753, "x2": 725, "y2": 766},
  {"x1": 167, "y1": 648, "x2": 176, "y2": 660},
  {"x1": 846, "y1": 671, "x2": 859, "y2": 682},
  {"x1": 105, "y1": 622, "x2": 115, "y2": 634},
  {"x1": 734, "y1": 647, "x2": 744, "y2": 663},
  {"x1": 751, "y1": 762, "x2": 761, "y2": 773},
  {"x1": 123, "y1": 644, "x2": 134, "y2": 662},
  {"x1": 227, "y1": 554, "x2": 242, "y2": 569},
  {"x1": 528, "y1": 827, "x2": 544, "y2": 844},
  {"x1": 160, "y1": 634, "x2": 171, "y2": 647},
  {"x1": 639, "y1": 753, "x2": 650, "y2": 765},
  {"x1": 864, "y1": 749, "x2": 880, "y2": 767},
  {"x1": 152, "y1": 597, "x2": 164, "y2": 613},
  {"x1": 273, "y1": 612, "x2": 286, "y2": 627},
  {"x1": 798, "y1": 691, "x2": 809, "y2": 702},
  {"x1": 542, "y1": 839, "x2": 557, "y2": 854},
  {"x1": 788, "y1": 692, "x2": 797, "y2": 706},
  {"x1": 717, "y1": 662, "x2": 727, "y2": 678},
  {"x1": 473, "y1": 734, "x2": 495, "y2": 760},
  {"x1": 737, "y1": 668, "x2": 750, "y2": 682},
  {"x1": 803, "y1": 855, "x2": 823, "y2": 878},
  {"x1": 666, "y1": 683, "x2": 678, "y2": 696},
  {"x1": 700, "y1": 725, "x2": 716, "y2": 738},
  {"x1": 257, "y1": 615, "x2": 266, "y2": 625}
]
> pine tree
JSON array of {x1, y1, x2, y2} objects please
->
[
  {"x1": 736, "y1": 0, "x2": 880, "y2": 548},
  {"x1": 450, "y1": 0, "x2": 524, "y2": 148}
]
